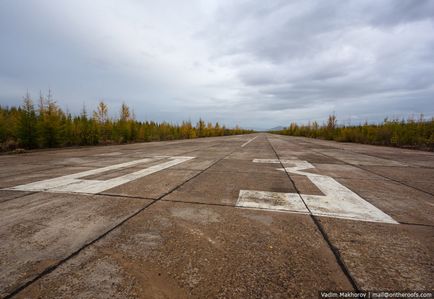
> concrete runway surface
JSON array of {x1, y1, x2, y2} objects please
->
[{"x1": 0, "y1": 133, "x2": 433, "y2": 298}]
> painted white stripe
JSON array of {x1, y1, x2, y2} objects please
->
[
  {"x1": 241, "y1": 136, "x2": 258, "y2": 147},
  {"x1": 253, "y1": 158, "x2": 297, "y2": 164},
  {"x1": 4, "y1": 156, "x2": 194, "y2": 194},
  {"x1": 252, "y1": 159, "x2": 280, "y2": 163},
  {"x1": 3, "y1": 158, "x2": 154, "y2": 192},
  {"x1": 238, "y1": 158, "x2": 398, "y2": 224},
  {"x1": 95, "y1": 152, "x2": 122, "y2": 156},
  {"x1": 281, "y1": 159, "x2": 397, "y2": 224},
  {"x1": 237, "y1": 190, "x2": 309, "y2": 213},
  {"x1": 63, "y1": 158, "x2": 155, "y2": 179},
  {"x1": 72, "y1": 156, "x2": 194, "y2": 194}
]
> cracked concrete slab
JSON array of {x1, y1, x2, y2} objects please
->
[
  {"x1": 16, "y1": 201, "x2": 352, "y2": 299},
  {"x1": 1, "y1": 133, "x2": 433, "y2": 298},
  {"x1": 0, "y1": 192, "x2": 151, "y2": 298}
]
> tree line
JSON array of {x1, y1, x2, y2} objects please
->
[
  {"x1": 271, "y1": 114, "x2": 434, "y2": 151},
  {"x1": 0, "y1": 92, "x2": 253, "y2": 151}
]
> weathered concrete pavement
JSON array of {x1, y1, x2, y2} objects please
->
[{"x1": 0, "y1": 134, "x2": 433, "y2": 298}]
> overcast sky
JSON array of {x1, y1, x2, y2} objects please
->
[{"x1": 1, "y1": 0, "x2": 433, "y2": 129}]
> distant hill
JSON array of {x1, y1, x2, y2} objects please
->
[{"x1": 268, "y1": 126, "x2": 285, "y2": 131}]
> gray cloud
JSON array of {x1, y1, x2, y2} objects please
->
[{"x1": 0, "y1": 0, "x2": 433, "y2": 129}]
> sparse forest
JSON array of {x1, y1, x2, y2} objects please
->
[
  {"x1": 0, "y1": 92, "x2": 253, "y2": 152},
  {"x1": 272, "y1": 114, "x2": 434, "y2": 151}
]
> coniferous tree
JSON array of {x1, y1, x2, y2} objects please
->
[
  {"x1": 197, "y1": 118, "x2": 205, "y2": 137},
  {"x1": 93, "y1": 100, "x2": 110, "y2": 143},
  {"x1": 37, "y1": 90, "x2": 63, "y2": 147},
  {"x1": 0, "y1": 106, "x2": 6, "y2": 143},
  {"x1": 18, "y1": 93, "x2": 38, "y2": 148},
  {"x1": 0, "y1": 91, "x2": 254, "y2": 151}
]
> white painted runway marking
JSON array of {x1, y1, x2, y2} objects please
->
[
  {"x1": 237, "y1": 190, "x2": 309, "y2": 213},
  {"x1": 236, "y1": 159, "x2": 398, "y2": 224},
  {"x1": 94, "y1": 152, "x2": 122, "y2": 156},
  {"x1": 4, "y1": 156, "x2": 194, "y2": 195},
  {"x1": 252, "y1": 158, "x2": 297, "y2": 164},
  {"x1": 282, "y1": 160, "x2": 397, "y2": 223},
  {"x1": 241, "y1": 136, "x2": 258, "y2": 147}
]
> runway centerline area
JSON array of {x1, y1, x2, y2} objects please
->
[{"x1": 0, "y1": 133, "x2": 433, "y2": 298}]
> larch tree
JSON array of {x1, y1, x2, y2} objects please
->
[{"x1": 18, "y1": 92, "x2": 38, "y2": 148}]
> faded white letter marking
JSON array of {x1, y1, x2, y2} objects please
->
[
  {"x1": 5, "y1": 156, "x2": 194, "y2": 194},
  {"x1": 236, "y1": 159, "x2": 397, "y2": 224}
]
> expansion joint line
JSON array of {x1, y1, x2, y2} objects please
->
[
  {"x1": 265, "y1": 136, "x2": 361, "y2": 292},
  {"x1": 0, "y1": 191, "x2": 39, "y2": 204},
  {"x1": 306, "y1": 145, "x2": 434, "y2": 197},
  {"x1": 306, "y1": 148, "x2": 434, "y2": 198},
  {"x1": 272, "y1": 135, "x2": 434, "y2": 224},
  {"x1": 276, "y1": 134, "x2": 433, "y2": 197},
  {"x1": 5, "y1": 140, "x2": 240, "y2": 299}
]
